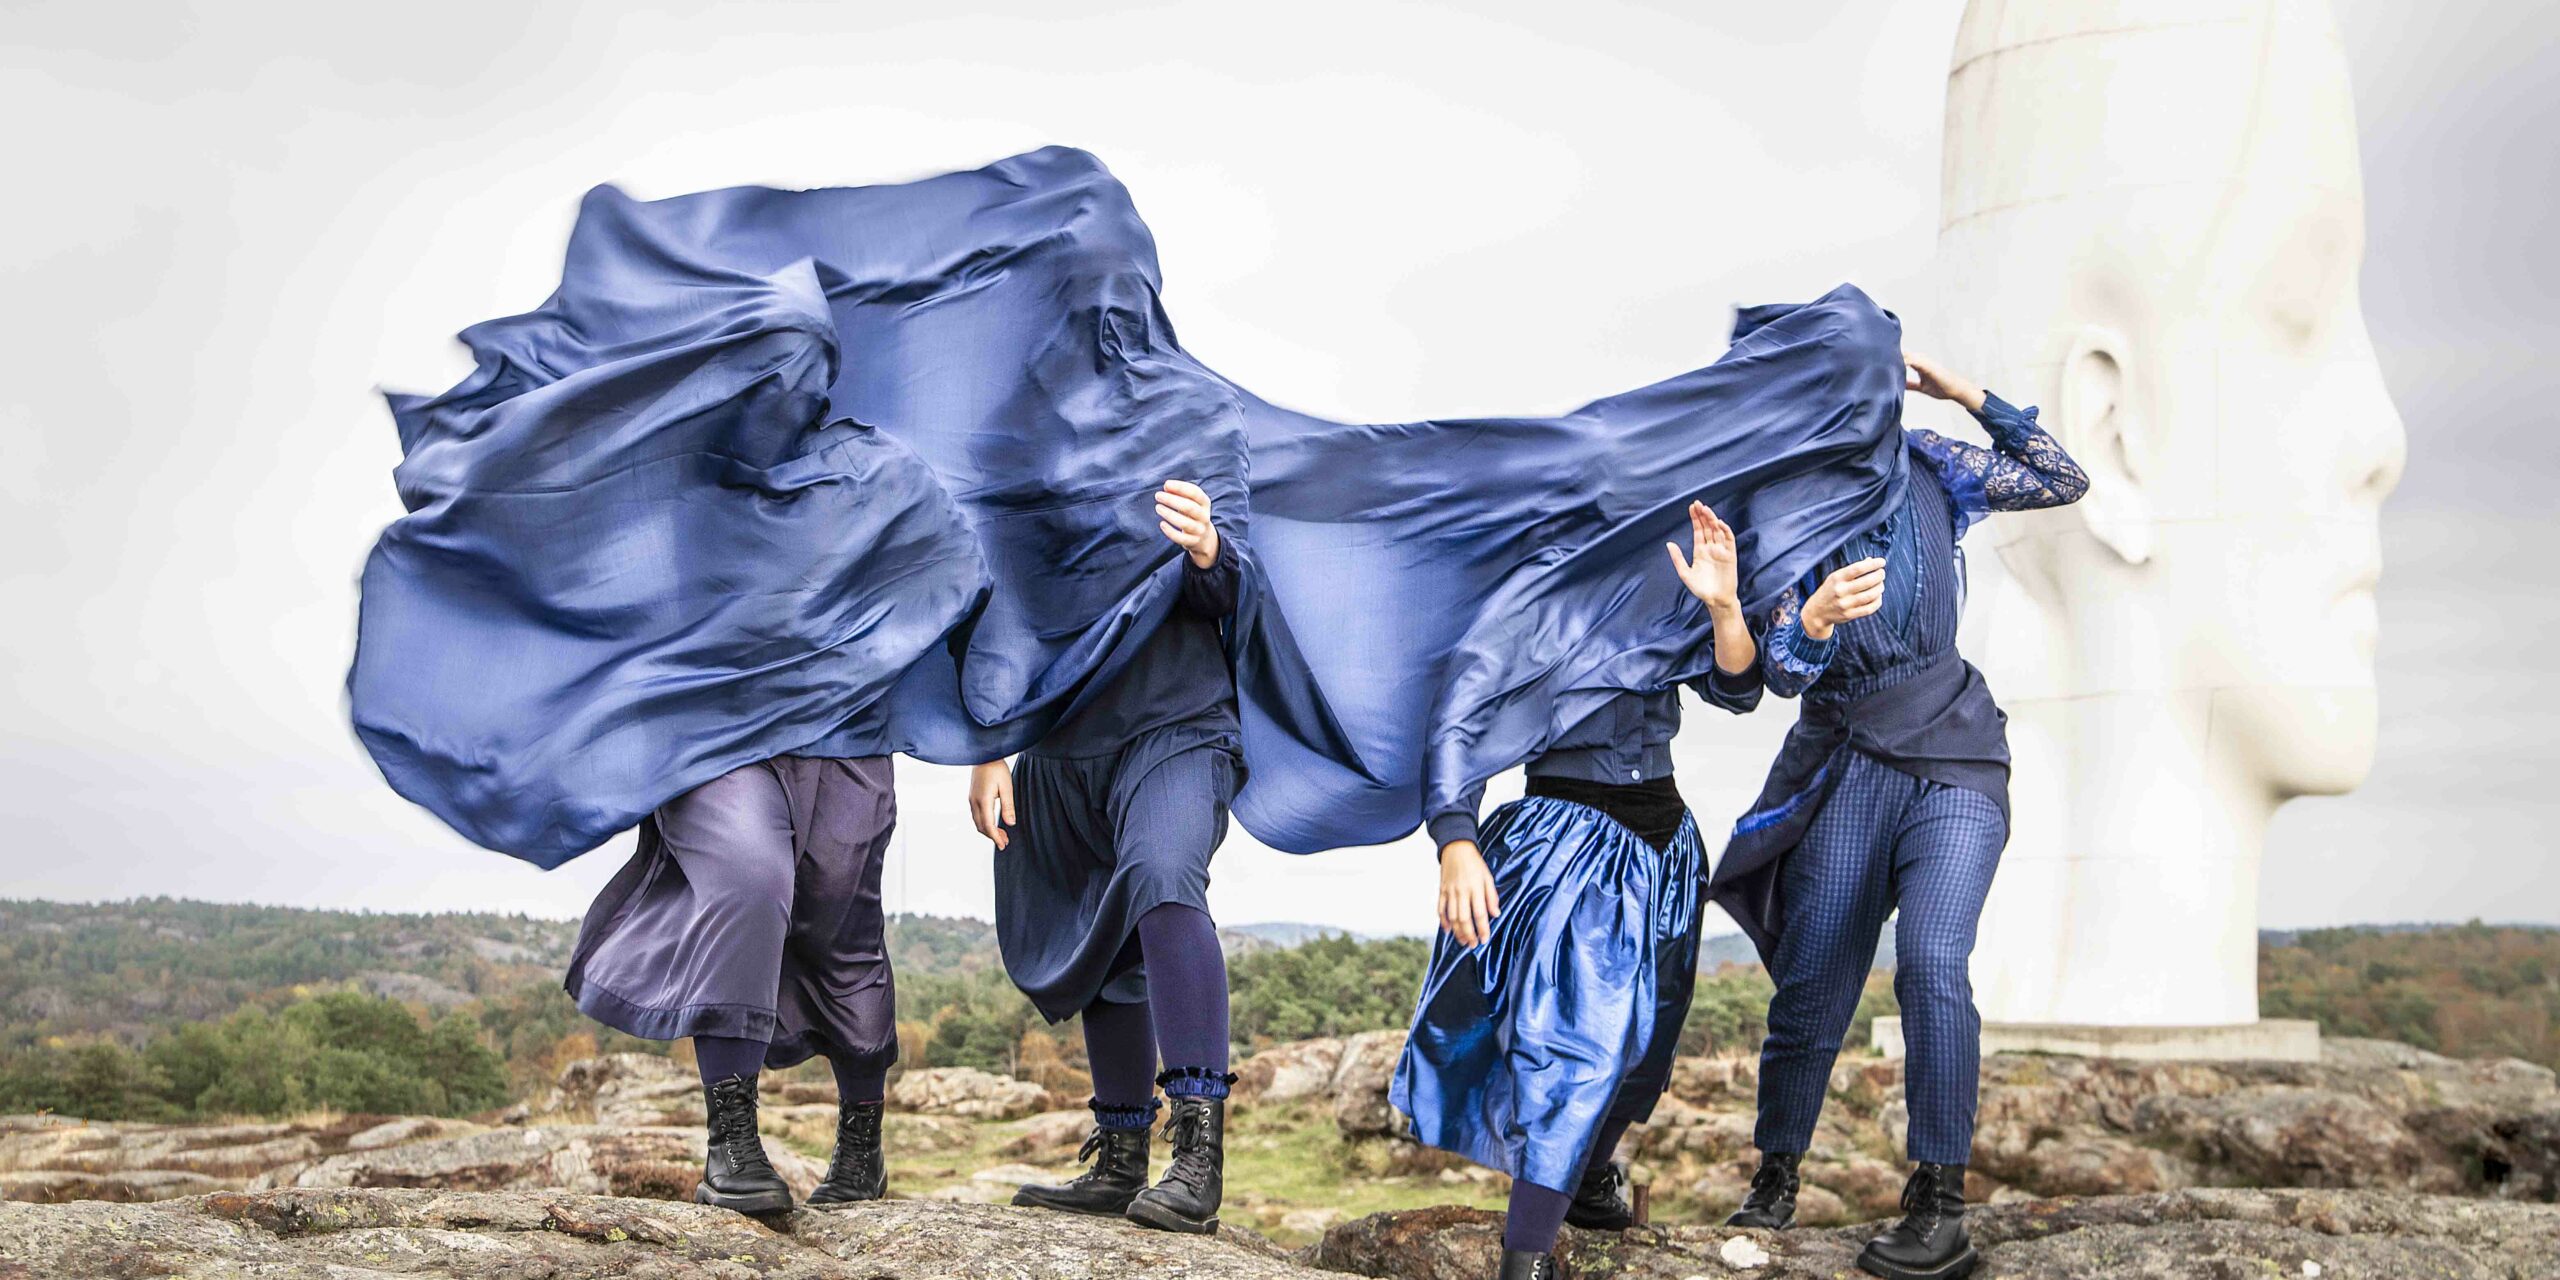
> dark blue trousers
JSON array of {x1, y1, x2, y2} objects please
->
[{"x1": 1754, "y1": 751, "x2": 2004, "y2": 1165}]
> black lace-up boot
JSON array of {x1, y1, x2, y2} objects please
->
[
  {"x1": 1123, "y1": 1070, "x2": 1234, "y2": 1234},
  {"x1": 1012, "y1": 1101, "x2": 1154, "y2": 1216},
  {"x1": 694, "y1": 1075, "x2": 793, "y2": 1215},
  {"x1": 805, "y1": 1098, "x2": 885, "y2": 1208},
  {"x1": 1496, "y1": 1248, "x2": 1560, "y2": 1279},
  {"x1": 1855, "y1": 1163, "x2": 1976, "y2": 1280},
  {"x1": 1723, "y1": 1149, "x2": 1802, "y2": 1229},
  {"x1": 1564, "y1": 1156, "x2": 1633, "y2": 1231}
]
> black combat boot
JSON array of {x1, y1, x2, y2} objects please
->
[
  {"x1": 1123, "y1": 1074, "x2": 1232, "y2": 1234},
  {"x1": 1496, "y1": 1248, "x2": 1560, "y2": 1279},
  {"x1": 694, "y1": 1074, "x2": 793, "y2": 1215},
  {"x1": 1012, "y1": 1106, "x2": 1153, "y2": 1216},
  {"x1": 1563, "y1": 1156, "x2": 1632, "y2": 1231},
  {"x1": 805, "y1": 1098, "x2": 885, "y2": 1208},
  {"x1": 1723, "y1": 1149, "x2": 1801, "y2": 1229},
  {"x1": 1855, "y1": 1163, "x2": 1977, "y2": 1280}
]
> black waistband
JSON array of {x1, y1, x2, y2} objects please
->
[{"x1": 1526, "y1": 772, "x2": 1686, "y2": 852}]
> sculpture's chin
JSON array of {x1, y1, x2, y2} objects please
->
[{"x1": 2217, "y1": 684, "x2": 2381, "y2": 798}]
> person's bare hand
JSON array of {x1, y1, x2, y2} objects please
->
[
  {"x1": 1903, "y1": 351, "x2": 1987, "y2": 413},
  {"x1": 1800, "y1": 558, "x2": 1887, "y2": 641},
  {"x1": 1666, "y1": 501, "x2": 1742, "y2": 616},
  {"x1": 969, "y1": 760, "x2": 1016, "y2": 851},
  {"x1": 1437, "y1": 840, "x2": 1500, "y2": 947},
  {"x1": 1156, "y1": 480, "x2": 1220, "y2": 568}
]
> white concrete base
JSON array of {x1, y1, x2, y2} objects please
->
[{"x1": 1869, "y1": 1017, "x2": 2321, "y2": 1063}]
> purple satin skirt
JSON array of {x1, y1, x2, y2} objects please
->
[{"x1": 565, "y1": 754, "x2": 898, "y2": 1072}]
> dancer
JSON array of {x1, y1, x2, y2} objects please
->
[
  {"x1": 564, "y1": 755, "x2": 902, "y2": 1214},
  {"x1": 972, "y1": 479, "x2": 1245, "y2": 1235},
  {"x1": 1397, "y1": 502, "x2": 1761, "y2": 1280},
  {"x1": 1710, "y1": 353, "x2": 2087, "y2": 1280}
]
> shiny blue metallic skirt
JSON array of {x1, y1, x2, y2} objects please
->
[{"x1": 1392, "y1": 796, "x2": 1702, "y2": 1192}]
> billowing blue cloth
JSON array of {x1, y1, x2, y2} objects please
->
[
  {"x1": 1232, "y1": 290, "x2": 1910, "y2": 851},
  {"x1": 349, "y1": 251, "x2": 987, "y2": 867},
  {"x1": 1391, "y1": 797, "x2": 1702, "y2": 1191},
  {"x1": 351, "y1": 147, "x2": 1911, "y2": 863}
]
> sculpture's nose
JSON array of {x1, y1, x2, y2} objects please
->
[{"x1": 2336, "y1": 321, "x2": 2408, "y2": 509}]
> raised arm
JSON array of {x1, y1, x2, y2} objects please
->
[
  {"x1": 1665, "y1": 501, "x2": 1761, "y2": 714},
  {"x1": 1902, "y1": 351, "x2": 2090, "y2": 525},
  {"x1": 1157, "y1": 479, "x2": 1240, "y2": 618}
]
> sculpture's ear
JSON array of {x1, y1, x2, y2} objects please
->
[{"x1": 2061, "y1": 326, "x2": 2151, "y2": 565}]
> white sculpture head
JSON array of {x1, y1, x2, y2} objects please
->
[{"x1": 1939, "y1": 0, "x2": 2407, "y2": 800}]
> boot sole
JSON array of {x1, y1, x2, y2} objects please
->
[
  {"x1": 694, "y1": 1182, "x2": 794, "y2": 1216},
  {"x1": 1123, "y1": 1197, "x2": 1219, "y2": 1235},
  {"x1": 1724, "y1": 1214, "x2": 1795, "y2": 1230},
  {"x1": 1012, "y1": 1188, "x2": 1140, "y2": 1217},
  {"x1": 804, "y1": 1191, "x2": 884, "y2": 1211},
  {"x1": 1856, "y1": 1244, "x2": 1980, "y2": 1280},
  {"x1": 1563, "y1": 1211, "x2": 1633, "y2": 1231}
]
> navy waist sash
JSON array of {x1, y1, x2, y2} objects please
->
[{"x1": 1706, "y1": 651, "x2": 2009, "y2": 962}]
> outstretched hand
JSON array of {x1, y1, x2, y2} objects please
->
[
  {"x1": 1666, "y1": 501, "x2": 1741, "y2": 615},
  {"x1": 1903, "y1": 351, "x2": 1987, "y2": 413},
  {"x1": 1156, "y1": 480, "x2": 1220, "y2": 569}
]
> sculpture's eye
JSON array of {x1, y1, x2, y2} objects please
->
[{"x1": 2246, "y1": 196, "x2": 2360, "y2": 352}]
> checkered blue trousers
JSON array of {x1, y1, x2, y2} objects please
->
[{"x1": 1753, "y1": 749, "x2": 2005, "y2": 1165}]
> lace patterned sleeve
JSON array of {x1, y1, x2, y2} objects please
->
[
  {"x1": 1758, "y1": 583, "x2": 1836, "y2": 700},
  {"x1": 1907, "y1": 392, "x2": 2089, "y2": 537}
]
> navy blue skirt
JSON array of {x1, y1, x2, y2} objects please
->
[
  {"x1": 1393, "y1": 796, "x2": 1702, "y2": 1192},
  {"x1": 994, "y1": 720, "x2": 1242, "y2": 1022}
]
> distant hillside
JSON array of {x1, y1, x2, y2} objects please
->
[
  {"x1": 7, "y1": 901, "x2": 2553, "y2": 1111},
  {"x1": 2261, "y1": 922, "x2": 2559, "y2": 1070},
  {"x1": 0, "y1": 898, "x2": 579, "y2": 1052}
]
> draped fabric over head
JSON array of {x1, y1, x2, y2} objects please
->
[{"x1": 350, "y1": 147, "x2": 1911, "y2": 866}]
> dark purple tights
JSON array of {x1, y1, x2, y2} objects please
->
[
  {"x1": 1084, "y1": 903, "x2": 1231, "y2": 1118},
  {"x1": 1502, "y1": 1112, "x2": 1638, "y2": 1253},
  {"x1": 693, "y1": 1035, "x2": 767, "y2": 1086},
  {"x1": 694, "y1": 1035, "x2": 885, "y2": 1106}
]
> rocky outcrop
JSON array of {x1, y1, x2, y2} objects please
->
[
  {"x1": 537, "y1": 1051, "x2": 708, "y2": 1126},
  {"x1": 0, "y1": 1189, "x2": 1322, "y2": 1279},
  {"x1": 248, "y1": 1123, "x2": 826, "y2": 1201},
  {"x1": 887, "y1": 1065, "x2": 1053, "y2": 1119},
  {"x1": 8, "y1": 1034, "x2": 2554, "y2": 1233},
  {"x1": 1233, "y1": 1029, "x2": 1411, "y2": 1138},
  {"x1": 0, "y1": 1113, "x2": 480, "y2": 1204},
  {"x1": 1306, "y1": 1034, "x2": 2560, "y2": 1221},
  {"x1": 0, "y1": 1186, "x2": 2549, "y2": 1278},
  {"x1": 1310, "y1": 1189, "x2": 2560, "y2": 1279}
]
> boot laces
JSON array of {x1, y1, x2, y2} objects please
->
[
  {"x1": 710, "y1": 1081, "x2": 772, "y2": 1170},
  {"x1": 1066, "y1": 1125, "x2": 1135, "y2": 1187},
  {"x1": 1161, "y1": 1105, "x2": 1215, "y2": 1187},
  {"x1": 1899, "y1": 1166, "x2": 1944, "y2": 1233},
  {"x1": 1746, "y1": 1157, "x2": 1793, "y2": 1204},
  {"x1": 824, "y1": 1105, "x2": 879, "y2": 1181}
]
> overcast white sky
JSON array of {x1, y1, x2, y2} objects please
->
[{"x1": 1, "y1": 0, "x2": 2552, "y2": 936}]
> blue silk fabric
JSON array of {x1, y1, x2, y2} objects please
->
[
  {"x1": 1393, "y1": 797, "x2": 1702, "y2": 1191},
  {"x1": 351, "y1": 147, "x2": 1910, "y2": 865}
]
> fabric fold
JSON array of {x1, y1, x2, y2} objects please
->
[{"x1": 353, "y1": 147, "x2": 1912, "y2": 864}]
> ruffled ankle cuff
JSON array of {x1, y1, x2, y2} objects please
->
[
  {"x1": 1091, "y1": 1096, "x2": 1161, "y2": 1130},
  {"x1": 1156, "y1": 1066, "x2": 1237, "y2": 1100}
]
